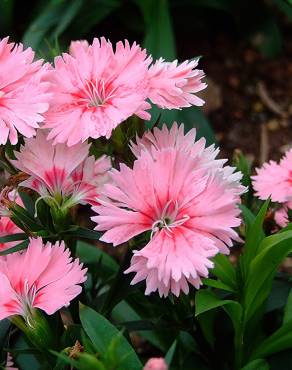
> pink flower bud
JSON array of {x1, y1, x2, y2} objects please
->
[{"x1": 143, "y1": 357, "x2": 168, "y2": 370}]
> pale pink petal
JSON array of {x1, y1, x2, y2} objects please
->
[{"x1": 0, "y1": 37, "x2": 50, "y2": 144}]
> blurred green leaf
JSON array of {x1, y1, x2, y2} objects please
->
[
  {"x1": 62, "y1": 226, "x2": 102, "y2": 240},
  {"x1": 241, "y1": 359, "x2": 269, "y2": 370},
  {"x1": 52, "y1": 351, "x2": 106, "y2": 370},
  {"x1": 23, "y1": 0, "x2": 67, "y2": 49},
  {"x1": 0, "y1": 240, "x2": 29, "y2": 256},
  {"x1": 179, "y1": 106, "x2": 215, "y2": 145},
  {"x1": 137, "y1": 0, "x2": 176, "y2": 59},
  {"x1": 244, "y1": 230, "x2": 292, "y2": 323},
  {"x1": 0, "y1": 233, "x2": 27, "y2": 243},
  {"x1": 22, "y1": 0, "x2": 85, "y2": 55},
  {"x1": 272, "y1": 0, "x2": 292, "y2": 20},
  {"x1": 240, "y1": 205, "x2": 256, "y2": 231},
  {"x1": 70, "y1": 0, "x2": 120, "y2": 37},
  {"x1": 251, "y1": 12, "x2": 282, "y2": 57},
  {"x1": 203, "y1": 278, "x2": 236, "y2": 292},
  {"x1": 0, "y1": 0, "x2": 14, "y2": 33},
  {"x1": 51, "y1": 0, "x2": 82, "y2": 39},
  {"x1": 211, "y1": 254, "x2": 237, "y2": 291},
  {"x1": 240, "y1": 199, "x2": 270, "y2": 280},
  {"x1": 79, "y1": 304, "x2": 142, "y2": 370},
  {"x1": 250, "y1": 319, "x2": 292, "y2": 360},
  {"x1": 165, "y1": 340, "x2": 177, "y2": 366},
  {"x1": 195, "y1": 290, "x2": 242, "y2": 335},
  {"x1": 197, "y1": 309, "x2": 216, "y2": 347},
  {"x1": 76, "y1": 241, "x2": 118, "y2": 275},
  {"x1": 284, "y1": 289, "x2": 292, "y2": 324}
]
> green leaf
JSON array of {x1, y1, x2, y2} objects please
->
[
  {"x1": 0, "y1": 240, "x2": 29, "y2": 256},
  {"x1": 252, "y1": 11, "x2": 282, "y2": 57},
  {"x1": 244, "y1": 230, "x2": 292, "y2": 323},
  {"x1": 195, "y1": 290, "x2": 242, "y2": 335},
  {"x1": 79, "y1": 304, "x2": 142, "y2": 370},
  {"x1": 51, "y1": 0, "x2": 82, "y2": 39},
  {"x1": 178, "y1": 106, "x2": 216, "y2": 145},
  {"x1": 197, "y1": 309, "x2": 216, "y2": 347},
  {"x1": 211, "y1": 254, "x2": 237, "y2": 291},
  {"x1": 233, "y1": 150, "x2": 252, "y2": 189},
  {"x1": 240, "y1": 199, "x2": 270, "y2": 280},
  {"x1": 23, "y1": 0, "x2": 66, "y2": 49},
  {"x1": 165, "y1": 340, "x2": 177, "y2": 366},
  {"x1": 283, "y1": 289, "x2": 292, "y2": 324},
  {"x1": 11, "y1": 204, "x2": 43, "y2": 232},
  {"x1": 52, "y1": 351, "x2": 106, "y2": 370},
  {"x1": 76, "y1": 241, "x2": 118, "y2": 276},
  {"x1": 137, "y1": 0, "x2": 176, "y2": 60},
  {"x1": 70, "y1": 0, "x2": 120, "y2": 37},
  {"x1": 18, "y1": 191, "x2": 35, "y2": 217},
  {"x1": 0, "y1": 233, "x2": 27, "y2": 243},
  {"x1": 250, "y1": 319, "x2": 292, "y2": 360},
  {"x1": 241, "y1": 359, "x2": 269, "y2": 370},
  {"x1": 203, "y1": 278, "x2": 236, "y2": 292},
  {"x1": 63, "y1": 226, "x2": 102, "y2": 240},
  {"x1": 0, "y1": 0, "x2": 14, "y2": 33}
]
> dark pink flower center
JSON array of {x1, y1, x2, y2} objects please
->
[{"x1": 76, "y1": 79, "x2": 118, "y2": 108}]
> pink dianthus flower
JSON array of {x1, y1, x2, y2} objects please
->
[
  {"x1": 252, "y1": 149, "x2": 292, "y2": 203},
  {"x1": 147, "y1": 58, "x2": 206, "y2": 109},
  {"x1": 0, "y1": 237, "x2": 87, "y2": 321},
  {"x1": 12, "y1": 130, "x2": 111, "y2": 209},
  {"x1": 0, "y1": 37, "x2": 50, "y2": 145},
  {"x1": 252, "y1": 149, "x2": 292, "y2": 227},
  {"x1": 92, "y1": 124, "x2": 244, "y2": 297},
  {"x1": 44, "y1": 38, "x2": 152, "y2": 146}
]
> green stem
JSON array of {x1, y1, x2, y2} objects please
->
[{"x1": 0, "y1": 148, "x2": 17, "y2": 174}]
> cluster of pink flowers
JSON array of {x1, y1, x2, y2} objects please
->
[
  {"x1": 1, "y1": 37, "x2": 206, "y2": 146},
  {"x1": 0, "y1": 34, "x2": 245, "y2": 327},
  {"x1": 252, "y1": 149, "x2": 292, "y2": 227}
]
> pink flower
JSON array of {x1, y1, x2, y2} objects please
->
[
  {"x1": 252, "y1": 149, "x2": 292, "y2": 203},
  {"x1": 92, "y1": 124, "x2": 244, "y2": 297},
  {"x1": 12, "y1": 130, "x2": 111, "y2": 209},
  {"x1": 147, "y1": 58, "x2": 206, "y2": 109},
  {"x1": 5, "y1": 353, "x2": 18, "y2": 370},
  {"x1": 143, "y1": 358, "x2": 168, "y2": 370},
  {"x1": 0, "y1": 37, "x2": 50, "y2": 145},
  {"x1": 274, "y1": 206, "x2": 289, "y2": 228},
  {"x1": 44, "y1": 38, "x2": 151, "y2": 146},
  {"x1": 0, "y1": 237, "x2": 87, "y2": 321},
  {"x1": 0, "y1": 217, "x2": 22, "y2": 251}
]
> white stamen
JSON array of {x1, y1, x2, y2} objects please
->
[{"x1": 150, "y1": 200, "x2": 190, "y2": 239}]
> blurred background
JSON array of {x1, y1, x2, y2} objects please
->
[{"x1": 1, "y1": 0, "x2": 291, "y2": 165}]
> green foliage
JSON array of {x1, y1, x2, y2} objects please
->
[{"x1": 79, "y1": 304, "x2": 142, "y2": 370}]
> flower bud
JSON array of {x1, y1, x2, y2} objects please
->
[{"x1": 143, "y1": 357, "x2": 168, "y2": 370}]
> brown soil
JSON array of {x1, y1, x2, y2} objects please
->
[{"x1": 184, "y1": 29, "x2": 292, "y2": 167}]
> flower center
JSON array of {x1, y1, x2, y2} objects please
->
[
  {"x1": 150, "y1": 200, "x2": 190, "y2": 238},
  {"x1": 80, "y1": 79, "x2": 118, "y2": 108},
  {"x1": 17, "y1": 280, "x2": 37, "y2": 326}
]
